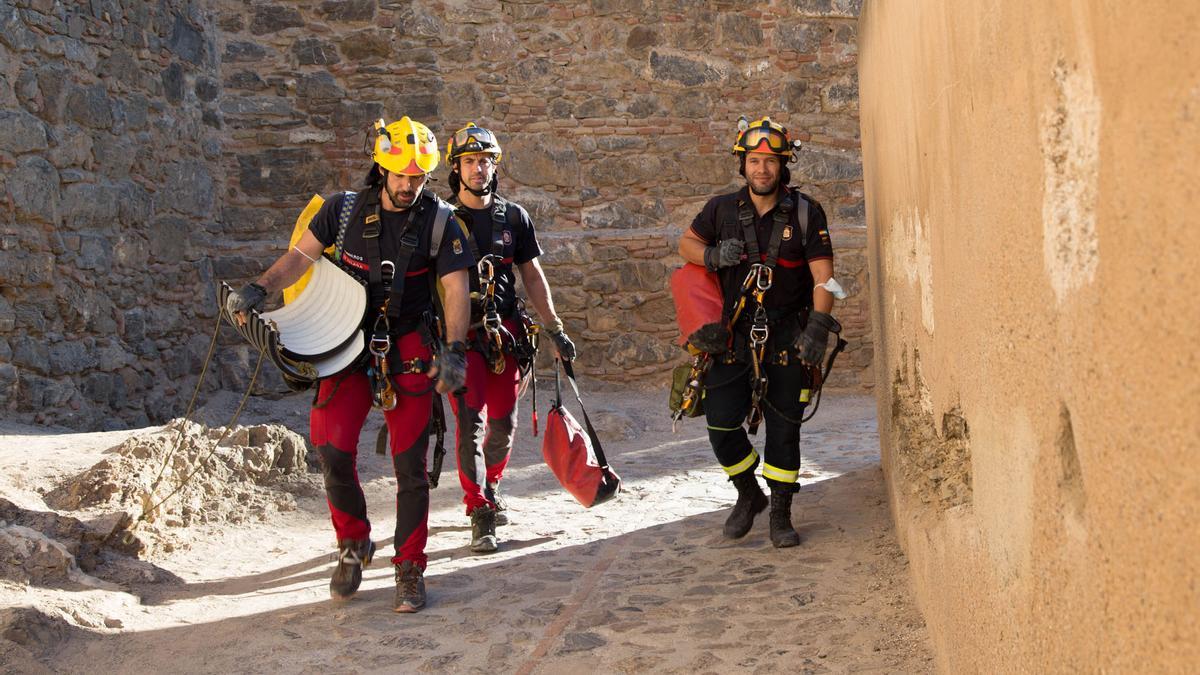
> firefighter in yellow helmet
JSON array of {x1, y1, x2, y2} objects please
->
[
  {"x1": 441, "y1": 123, "x2": 575, "y2": 553},
  {"x1": 225, "y1": 116, "x2": 476, "y2": 612},
  {"x1": 676, "y1": 116, "x2": 841, "y2": 548}
]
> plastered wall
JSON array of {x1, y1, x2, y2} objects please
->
[{"x1": 858, "y1": 1, "x2": 1199, "y2": 671}]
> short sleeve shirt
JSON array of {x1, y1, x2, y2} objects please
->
[
  {"x1": 460, "y1": 198, "x2": 543, "y2": 317},
  {"x1": 688, "y1": 186, "x2": 833, "y2": 317},
  {"x1": 309, "y1": 190, "x2": 476, "y2": 326}
]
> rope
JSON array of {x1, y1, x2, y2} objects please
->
[{"x1": 134, "y1": 348, "x2": 265, "y2": 531}]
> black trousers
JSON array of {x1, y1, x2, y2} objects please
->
[{"x1": 703, "y1": 356, "x2": 812, "y2": 489}]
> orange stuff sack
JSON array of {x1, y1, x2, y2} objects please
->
[{"x1": 670, "y1": 263, "x2": 724, "y2": 346}]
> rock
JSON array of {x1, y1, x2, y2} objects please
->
[
  {"x1": 774, "y1": 21, "x2": 826, "y2": 53},
  {"x1": 0, "y1": 110, "x2": 49, "y2": 154},
  {"x1": 195, "y1": 77, "x2": 219, "y2": 102},
  {"x1": 167, "y1": 12, "x2": 206, "y2": 64},
  {"x1": 721, "y1": 14, "x2": 762, "y2": 45},
  {"x1": 250, "y1": 4, "x2": 305, "y2": 35},
  {"x1": 437, "y1": 81, "x2": 490, "y2": 125},
  {"x1": 615, "y1": 260, "x2": 669, "y2": 292},
  {"x1": 582, "y1": 198, "x2": 666, "y2": 229},
  {"x1": 604, "y1": 332, "x2": 675, "y2": 366},
  {"x1": 592, "y1": 0, "x2": 645, "y2": 16},
  {"x1": 293, "y1": 37, "x2": 340, "y2": 66},
  {"x1": 296, "y1": 71, "x2": 344, "y2": 104},
  {"x1": 225, "y1": 70, "x2": 267, "y2": 91},
  {"x1": 626, "y1": 25, "x2": 658, "y2": 52},
  {"x1": 164, "y1": 162, "x2": 215, "y2": 218},
  {"x1": 49, "y1": 340, "x2": 99, "y2": 373},
  {"x1": 574, "y1": 97, "x2": 615, "y2": 119},
  {"x1": 65, "y1": 84, "x2": 113, "y2": 129},
  {"x1": 61, "y1": 183, "x2": 120, "y2": 231},
  {"x1": 0, "y1": 1, "x2": 34, "y2": 51},
  {"x1": 319, "y1": 0, "x2": 375, "y2": 21},
  {"x1": 224, "y1": 40, "x2": 268, "y2": 62},
  {"x1": 558, "y1": 631, "x2": 608, "y2": 653},
  {"x1": 793, "y1": 0, "x2": 862, "y2": 18},
  {"x1": 237, "y1": 148, "x2": 334, "y2": 200},
  {"x1": 822, "y1": 73, "x2": 858, "y2": 112},
  {"x1": 0, "y1": 295, "x2": 13, "y2": 332},
  {"x1": 76, "y1": 233, "x2": 113, "y2": 270},
  {"x1": 98, "y1": 49, "x2": 141, "y2": 89},
  {"x1": 586, "y1": 155, "x2": 673, "y2": 188},
  {"x1": 161, "y1": 62, "x2": 185, "y2": 104},
  {"x1": 796, "y1": 145, "x2": 862, "y2": 182},
  {"x1": 649, "y1": 50, "x2": 727, "y2": 87},
  {"x1": 504, "y1": 135, "x2": 580, "y2": 187},
  {"x1": 781, "y1": 80, "x2": 817, "y2": 114},
  {"x1": 625, "y1": 95, "x2": 660, "y2": 119},
  {"x1": 670, "y1": 90, "x2": 714, "y2": 119},
  {"x1": 8, "y1": 156, "x2": 61, "y2": 225},
  {"x1": 337, "y1": 28, "x2": 391, "y2": 61},
  {"x1": 149, "y1": 215, "x2": 191, "y2": 259}
]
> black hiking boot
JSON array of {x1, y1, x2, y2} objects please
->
[
  {"x1": 469, "y1": 505, "x2": 499, "y2": 553},
  {"x1": 687, "y1": 322, "x2": 730, "y2": 355},
  {"x1": 393, "y1": 561, "x2": 426, "y2": 613},
  {"x1": 485, "y1": 482, "x2": 509, "y2": 526},
  {"x1": 723, "y1": 471, "x2": 769, "y2": 539},
  {"x1": 329, "y1": 538, "x2": 375, "y2": 599},
  {"x1": 769, "y1": 486, "x2": 801, "y2": 548}
]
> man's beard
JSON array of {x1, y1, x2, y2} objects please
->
[
  {"x1": 386, "y1": 182, "x2": 420, "y2": 208},
  {"x1": 749, "y1": 176, "x2": 779, "y2": 196}
]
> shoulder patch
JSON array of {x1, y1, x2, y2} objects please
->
[{"x1": 452, "y1": 238, "x2": 463, "y2": 255}]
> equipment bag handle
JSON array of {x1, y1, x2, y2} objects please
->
[{"x1": 555, "y1": 359, "x2": 613, "y2": 470}]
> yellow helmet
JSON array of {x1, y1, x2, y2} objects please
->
[
  {"x1": 446, "y1": 123, "x2": 503, "y2": 164},
  {"x1": 731, "y1": 116, "x2": 800, "y2": 161},
  {"x1": 372, "y1": 116, "x2": 439, "y2": 176}
]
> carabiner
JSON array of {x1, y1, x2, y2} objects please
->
[
  {"x1": 369, "y1": 313, "x2": 391, "y2": 357},
  {"x1": 752, "y1": 263, "x2": 773, "y2": 291}
]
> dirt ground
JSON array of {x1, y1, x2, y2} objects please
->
[{"x1": 0, "y1": 384, "x2": 933, "y2": 674}]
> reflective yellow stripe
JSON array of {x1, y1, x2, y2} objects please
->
[
  {"x1": 706, "y1": 424, "x2": 741, "y2": 432},
  {"x1": 722, "y1": 449, "x2": 758, "y2": 476},
  {"x1": 799, "y1": 388, "x2": 811, "y2": 403},
  {"x1": 762, "y1": 463, "x2": 799, "y2": 483}
]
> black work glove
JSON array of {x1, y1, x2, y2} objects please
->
[
  {"x1": 794, "y1": 311, "x2": 841, "y2": 367},
  {"x1": 703, "y1": 239, "x2": 744, "y2": 271},
  {"x1": 546, "y1": 327, "x2": 577, "y2": 361},
  {"x1": 435, "y1": 341, "x2": 468, "y2": 394},
  {"x1": 226, "y1": 282, "x2": 267, "y2": 317}
]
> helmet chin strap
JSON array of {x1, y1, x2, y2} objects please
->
[{"x1": 453, "y1": 170, "x2": 495, "y2": 198}]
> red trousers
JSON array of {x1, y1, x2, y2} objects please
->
[
  {"x1": 449, "y1": 323, "x2": 521, "y2": 514},
  {"x1": 309, "y1": 330, "x2": 433, "y2": 569}
]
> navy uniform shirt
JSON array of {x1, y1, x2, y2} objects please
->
[
  {"x1": 309, "y1": 189, "x2": 476, "y2": 328},
  {"x1": 459, "y1": 198, "x2": 543, "y2": 318},
  {"x1": 689, "y1": 186, "x2": 833, "y2": 320}
]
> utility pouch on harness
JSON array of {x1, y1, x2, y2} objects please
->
[{"x1": 668, "y1": 356, "x2": 709, "y2": 423}]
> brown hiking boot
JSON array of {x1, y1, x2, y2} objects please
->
[
  {"x1": 393, "y1": 561, "x2": 426, "y2": 613},
  {"x1": 485, "y1": 482, "x2": 509, "y2": 526},
  {"x1": 469, "y1": 505, "x2": 499, "y2": 553},
  {"x1": 329, "y1": 538, "x2": 375, "y2": 600},
  {"x1": 724, "y1": 471, "x2": 769, "y2": 539},
  {"x1": 769, "y1": 486, "x2": 801, "y2": 548}
]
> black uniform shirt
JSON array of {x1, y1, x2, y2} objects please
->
[
  {"x1": 309, "y1": 190, "x2": 476, "y2": 327},
  {"x1": 689, "y1": 186, "x2": 833, "y2": 318},
  {"x1": 460, "y1": 199, "x2": 543, "y2": 317}
]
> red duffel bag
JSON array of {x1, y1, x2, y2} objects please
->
[
  {"x1": 670, "y1": 263, "x2": 724, "y2": 346},
  {"x1": 541, "y1": 359, "x2": 621, "y2": 508}
]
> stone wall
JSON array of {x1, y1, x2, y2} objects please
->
[
  {"x1": 0, "y1": 0, "x2": 225, "y2": 428},
  {"x1": 2, "y1": 0, "x2": 869, "y2": 430},
  {"x1": 859, "y1": 1, "x2": 1199, "y2": 671},
  {"x1": 212, "y1": 0, "x2": 871, "y2": 385}
]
